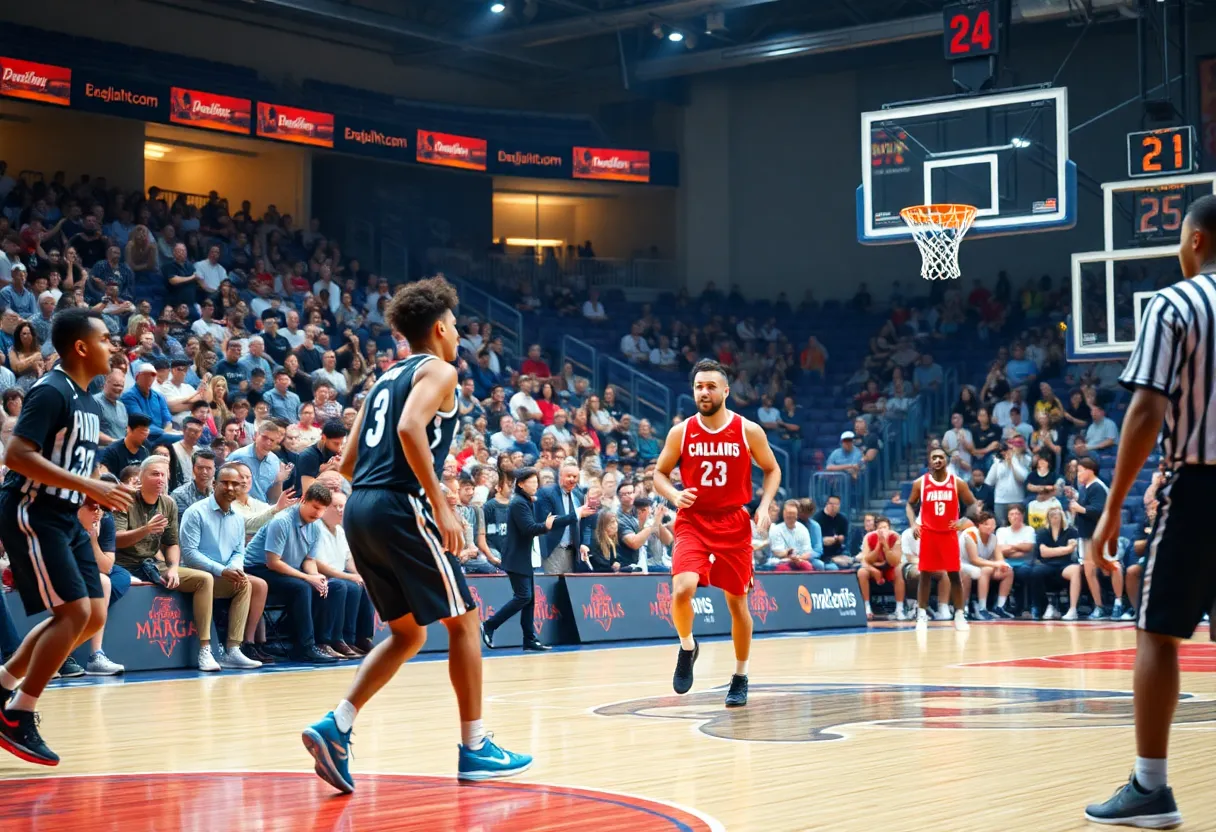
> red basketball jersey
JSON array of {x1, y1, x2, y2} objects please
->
[
  {"x1": 678, "y1": 412, "x2": 753, "y2": 513},
  {"x1": 917, "y1": 472, "x2": 959, "y2": 533}
]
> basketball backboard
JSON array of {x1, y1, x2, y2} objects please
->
[
  {"x1": 857, "y1": 87, "x2": 1076, "y2": 244},
  {"x1": 1067, "y1": 172, "x2": 1216, "y2": 361}
]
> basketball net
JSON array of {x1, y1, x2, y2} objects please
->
[{"x1": 900, "y1": 204, "x2": 977, "y2": 281}]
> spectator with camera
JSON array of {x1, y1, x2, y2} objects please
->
[{"x1": 984, "y1": 440, "x2": 1028, "y2": 525}]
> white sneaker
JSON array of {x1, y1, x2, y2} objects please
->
[
  {"x1": 894, "y1": 606, "x2": 908, "y2": 621},
  {"x1": 934, "y1": 605, "x2": 952, "y2": 621},
  {"x1": 953, "y1": 610, "x2": 970, "y2": 632},
  {"x1": 1061, "y1": 608, "x2": 1078, "y2": 621},
  {"x1": 198, "y1": 646, "x2": 221, "y2": 672},
  {"x1": 1043, "y1": 605, "x2": 1060, "y2": 620},
  {"x1": 216, "y1": 645, "x2": 262, "y2": 669},
  {"x1": 85, "y1": 650, "x2": 124, "y2": 676},
  {"x1": 915, "y1": 609, "x2": 929, "y2": 632}
]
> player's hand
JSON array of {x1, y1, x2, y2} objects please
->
[
  {"x1": 87, "y1": 479, "x2": 136, "y2": 513},
  {"x1": 1089, "y1": 510, "x2": 1119, "y2": 575},
  {"x1": 910, "y1": 521, "x2": 921, "y2": 540},
  {"x1": 674, "y1": 487, "x2": 699, "y2": 511},
  {"x1": 754, "y1": 501, "x2": 772, "y2": 534},
  {"x1": 577, "y1": 503, "x2": 596, "y2": 519},
  {"x1": 433, "y1": 503, "x2": 465, "y2": 556},
  {"x1": 163, "y1": 566, "x2": 181, "y2": 589},
  {"x1": 274, "y1": 487, "x2": 298, "y2": 511}
]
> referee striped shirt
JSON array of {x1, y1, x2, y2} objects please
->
[{"x1": 1120, "y1": 273, "x2": 1216, "y2": 468}]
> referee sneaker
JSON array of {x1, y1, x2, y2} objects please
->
[{"x1": 1084, "y1": 194, "x2": 1216, "y2": 828}]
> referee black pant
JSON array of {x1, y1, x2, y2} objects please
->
[{"x1": 484, "y1": 571, "x2": 534, "y2": 642}]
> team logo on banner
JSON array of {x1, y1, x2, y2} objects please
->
[
  {"x1": 0, "y1": 56, "x2": 71, "y2": 106},
  {"x1": 416, "y1": 130, "x2": 488, "y2": 171},
  {"x1": 572, "y1": 147, "x2": 650, "y2": 183},
  {"x1": 136, "y1": 596, "x2": 197, "y2": 657},
  {"x1": 748, "y1": 579, "x2": 779, "y2": 624},
  {"x1": 581, "y1": 584, "x2": 625, "y2": 632},
  {"x1": 468, "y1": 584, "x2": 495, "y2": 621},
  {"x1": 257, "y1": 102, "x2": 335, "y2": 148},
  {"x1": 595, "y1": 683, "x2": 1216, "y2": 743},
  {"x1": 533, "y1": 584, "x2": 560, "y2": 636},
  {"x1": 170, "y1": 87, "x2": 251, "y2": 134}
]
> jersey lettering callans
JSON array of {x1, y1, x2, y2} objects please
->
[
  {"x1": 917, "y1": 472, "x2": 959, "y2": 532},
  {"x1": 352, "y1": 354, "x2": 458, "y2": 492},
  {"x1": 2, "y1": 368, "x2": 102, "y2": 508},
  {"x1": 677, "y1": 412, "x2": 753, "y2": 513}
]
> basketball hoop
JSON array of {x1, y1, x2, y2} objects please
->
[{"x1": 900, "y1": 204, "x2": 978, "y2": 281}]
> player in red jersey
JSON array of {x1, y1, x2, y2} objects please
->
[
  {"x1": 906, "y1": 448, "x2": 975, "y2": 632},
  {"x1": 857, "y1": 516, "x2": 905, "y2": 621},
  {"x1": 653, "y1": 359, "x2": 781, "y2": 708}
]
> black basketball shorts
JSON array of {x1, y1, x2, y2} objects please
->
[
  {"x1": 1139, "y1": 466, "x2": 1216, "y2": 639},
  {"x1": 344, "y1": 488, "x2": 476, "y2": 627},
  {"x1": 0, "y1": 491, "x2": 102, "y2": 616}
]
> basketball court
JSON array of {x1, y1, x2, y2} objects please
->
[{"x1": 2, "y1": 622, "x2": 1215, "y2": 831}]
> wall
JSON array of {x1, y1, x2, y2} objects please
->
[
  {"x1": 492, "y1": 199, "x2": 578, "y2": 248},
  {"x1": 573, "y1": 190, "x2": 675, "y2": 258},
  {"x1": 678, "y1": 19, "x2": 1214, "y2": 300},
  {"x1": 0, "y1": 100, "x2": 145, "y2": 192},
  {"x1": 7, "y1": 0, "x2": 525, "y2": 110},
  {"x1": 143, "y1": 142, "x2": 309, "y2": 221}
]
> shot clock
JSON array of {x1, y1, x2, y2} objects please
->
[
  {"x1": 1127, "y1": 126, "x2": 1197, "y2": 179},
  {"x1": 942, "y1": 1, "x2": 1000, "y2": 61}
]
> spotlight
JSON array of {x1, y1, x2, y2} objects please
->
[
  {"x1": 490, "y1": 2, "x2": 506, "y2": 13},
  {"x1": 668, "y1": 30, "x2": 684, "y2": 42},
  {"x1": 1011, "y1": 137, "x2": 1031, "y2": 149}
]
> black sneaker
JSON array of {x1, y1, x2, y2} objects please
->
[
  {"x1": 296, "y1": 646, "x2": 340, "y2": 664},
  {"x1": 522, "y1": 640, "x2": 551, "y2": 652},
  {"x1": 992, "y1": 606, "x2": 1016, "y2": 620},
  {"x1": 0, "y1": 686, "x2": 11, "y2": 710},
  {"x1": 0, "y1": 706, "x2": 60, "y2": 766},
  {"x1": 673, "y1": 641, "x2": 699, "y2": 695},
  {"x1": 1085, "y1": 775, "x2": 1182, "y2": 828},
  {"x1": 57, "y1": 657, "x2": 85, "y2": 678},
  {"x1": 725, "y1": 674, "x2": 749, "y2": 708},
  {"x1": 482, "y1": 627, "x2": 495, "y2": 650}
]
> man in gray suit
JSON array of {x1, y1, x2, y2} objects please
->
[{"x1": 534, "y1": 461, "x2": 595, "y2": 574}]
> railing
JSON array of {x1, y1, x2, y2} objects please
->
[
  {"x1": 561, "y1": 335, "x2": 599, "y2": 392},
  {"x1": 597, "y1": 355, "x2": 671, "y2": 434},
  {"x1": 155, "y1": 189, "x2": 210, "y2": 209},
  {"x1": 676, "y1": 393, "x2": 695, "y2": 420},
  {"x1": 430, "y1": 250, "x2": 680, "y2": 295},
  {"x1": 452, "y1": 278, "x2": 524, "y2": 362},
  {"x1": 811, "y1": 472, "x2": 854, "y2": 518}
]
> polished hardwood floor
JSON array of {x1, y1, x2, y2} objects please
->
[{"x1": 3, "y1": 622, "x2": 1216, "y2": 831}]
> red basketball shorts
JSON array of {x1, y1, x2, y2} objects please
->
[
  {"x1": 672, "y1": 508, "x2": 754, "y2": 597},
  {"x1": 918, "y1": 529, "x2": 960, "y2": 573}
]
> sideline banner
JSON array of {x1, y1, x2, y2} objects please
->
[
  {"x1": 572, "y1": 147, "x2": 650, "y2": 183},
  {"x1": 565, "y1": 572, "x2": 862, "y2": 643},
  {"x1": 73, "y1": 70, "x2": 166, "y2": 121}
]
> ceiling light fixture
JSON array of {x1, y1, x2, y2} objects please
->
[
  {"x1": 668, "y1": 31, "x2": 684, "y2": 42},
  {"x1": 490, "y1": 2, "x2": 506, "y2": 13}
]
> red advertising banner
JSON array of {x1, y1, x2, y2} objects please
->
[
  {"x1": 573, "y1": 147, "x2": 651, "y2": 183},
  {"x1": 416, "y1": 130, "x2": 488, "y2": 171},
  {"x1": 257, "y1": 102, "x2": 335, "y2": 148},
  {"x1": 1202, "y1": 58, "x2": 1216, "y2": 167},
  {"x1": 0, "y1": 56, "x2": 71, "y2": 107},
  {"x1": 169, "y1": 87, "x2": 251, "y2": 134}
]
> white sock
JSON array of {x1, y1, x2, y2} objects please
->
[
  {"x1": 333, "y1": 699, "x2": 357, "y2": 733},
  {"x1": 9, "y1": 691, "x2": 38, "y2": 713},
  {"x1": 864, "y1": 601, "x2": 872, "y2": 614},
  {"x1": 735, "y1": 660, "x2": 749, "y2": 676},
  {"x1": 679, "y1": 635, "x2": 695, "y2": 651},
  {"x1": 1135, "y1": 756, "x2": 1167, "y2": 790},
  {"x1": 462, "y1": 719, "x2": 486, "y2": 751},
  {"x1": 0, "y1": 666, "x2": 20, "y2": 691},
  {"x1": 996, "y1": 596, "x2": 1007, "y2": 609},
  {"x1": 1114, "y1": 599, "x2": 1124, "y2": 610},
  {"x1": 978, "y1": 599, "x2": 987, "y2": 611},
  {"x1": 938, "y1": 603, "x2": 950, "y2": 617}
]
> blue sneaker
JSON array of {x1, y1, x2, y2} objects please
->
[
  {"x1": 458, "y1": 734, "x2": 533, "y2": 781},
  {"x1": 302, "y1": 712, "x2": 354, "y2": 794},
  {"x1": 1085, "y1": 775, "x2": 1181, "y2": 828},
  {"x1": 976, "y1": 609, "x2": 996, "y2": 621},
  {"x1": 992, "y1": 606, "x2": 1016, "y2": 620}
]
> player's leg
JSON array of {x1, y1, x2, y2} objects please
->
[
  {"x1": 1082, "y1": 552, "x2": 1108, "y2": 618},
  {"x1": 994, "y1": 566, "x2": 1015, "y2": 617},
  {"x1": 1110, "y1": 564, "x2": 1127, "y2": 618},
  {"x1": 976, "y1": 566, "x2": 993, "y2": 616},
  {"x1": 87, "y1": 572, "x2": 111, "y2": 657},
  {"x1": 958, "y1": 567, "x2": 973, "y2": 615},
  {"x1": 483, "y1": 570, "x2": 533, "y2": 647},
  {"x1": 857, "y1": 566, "x2": 873, "y2": 619},
  {"x1": 723, "y1": 590, "x2": 752, "y2": 707},
  {"x1": 670, "y1": 519, "x2": 711, "y2": 694},
  {"x1": 1126, "y1": 563, "x2": 1143, "y2": 613},
  {"x1": 892, "y1": 565, "x2": 907, "y2": 618},
  {"x1": 947, "y1": 571, "x2": 968, "y2": 631}
]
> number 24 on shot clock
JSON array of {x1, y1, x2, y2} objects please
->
[
  {"x1": 943, "y1": 1, "x2": 999, "y2": 60},
  {"x1": 1127, "y1": 126, "x2": 1197, "y2": 179}
]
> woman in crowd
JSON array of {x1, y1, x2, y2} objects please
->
[
  {"x1": 1059, "y1": 387, "x2": 1092, "y2": 442},
  {"x1": 586, "y1": 394, "x2": 614, "y2": 439},
  {"x1": 601, "y1": 386, "x2": 624, "y2": 427},
  {"x1": 0, "y1": 388, "x2": 22, "y2": 446},
  {"x1": 598, "y1": 470, "x2": 620, "y2": 513},
  {"x1": 208, "y1": 375, "x2": 233, "y2": 428},
  {"x1": 125, "y1": 224, "x2": 159, "y2": 288},
  {"x1": 636, "y1": 419, "x2": 660, "y2": 464},
  {"x1": 570, "y1": 408, "x2": 600, "y2": 458},
  {"x1": 343, "y1": 353, "x2": 369, "y2": 401},
  {"x1": 1033, "y1": 382, "x2": 1064, "y2": 426},
  {"x1": 536, "y1": 382, "x2": 559, "y2": 426},
  {"x1": 1029, "y1": 411, "x2": 1061, "y2": 469},
  {"x1": 295, "y1": 402, "x2": 321, "y2": 445},
  {"x1": 1030, "y1": 506, "x2": 1081, "y2": 621},
  {"x1": 8, "y1": 322, "x2": 45, "y2": 392},
  {"x1": 481, "y1": 468, "x2": 562, "y2": 652},
  {"x1": 589, "y1": 510, "x2": 620, "y2": 573},
  {"x1": 952, "y1": 385, "x2": 980, "y2": 427}
]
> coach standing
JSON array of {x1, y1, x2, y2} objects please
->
[{"x1": 1083, "y1": 194, "x2": 1216, "y2": 827}]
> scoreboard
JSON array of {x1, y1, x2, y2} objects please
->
[{"x1": 1127, "y1": 126, "x2": 1197, "y2": 179}]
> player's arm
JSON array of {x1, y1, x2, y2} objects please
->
[
  {"x1": 652, "y1": 421, "x2": 692, "y2": 508},
  {"x1": 1090, "y1": 387, "x2": 1169, "y2": 572},
  {"x1": 905, "y1": 479, "x2": 921, "y2": 536},
  {"x1": 398, "y1": 359, "x2": 464, "y2": 555},
  {"x1": 338, "y1": 394, "x2": 368, "y2": 482},
  {"x1": 954, "y1": 480, "x2": 977, "y2": 526},
  {"x1": 744, "y1": 419, "x2": 781, "y2": 531}
]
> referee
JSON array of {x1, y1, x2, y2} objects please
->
[{"x1": 1084, "y1": 194, "x2": 1216, "y2": 828}]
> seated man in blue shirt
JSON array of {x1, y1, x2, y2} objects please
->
[
  {"x1": 121, "y1": 361, "x2": 182, "y2": 445},
  {"x1": 178, "y1": 462, "x2": 264, "y2": 669},
  {"x1": 264, "y1": 369, "x2": 302, "y2": 422},
  {"x1": 509, "y1": 420, "x2": 539, "y2": 465},
  {"x1": 228, "y1": 418, "x2": 290, "y2": 503},
  {"x1": 243, "y1": 482, "x2": 345, "y2": 663}
]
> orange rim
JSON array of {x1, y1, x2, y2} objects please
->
[{"x1": 899, "y1": 203, "x2": 978, "y2": 229}]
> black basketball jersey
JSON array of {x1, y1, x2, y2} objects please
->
[
  {"x1": 2, "y1": 368, "x2": 102, "y2": 508},
  {"x1": 352, "y1": 354, "x2": 458, "y2": 492}
]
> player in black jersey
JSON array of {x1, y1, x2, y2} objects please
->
[
  {"x1": 303, "y1": 277, "x2": 531, "y2": 793},
  {"x1": 0, "y1": 309, "x2": 136, "y2": 766}
]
